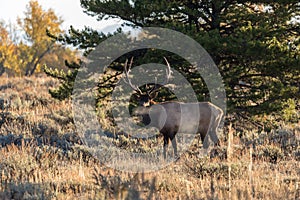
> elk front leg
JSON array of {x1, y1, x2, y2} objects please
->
[
  {"x1": 170, "y1": 134, "x2": 178, "y2": 158},
  {"x1": 163, "y1": 135, "x2": 169, "y2": 159}
]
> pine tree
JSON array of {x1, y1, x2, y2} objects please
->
[{"x1": 46, "y1": 0, "x2": 300, "y2": 124}]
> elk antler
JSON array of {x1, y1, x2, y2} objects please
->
[
  {"x1": 148, "y1": 57, "x2": 172, "y2": 95},
  {"x1": 123, "y1": 57, "x2": 142, "y2": 94}
]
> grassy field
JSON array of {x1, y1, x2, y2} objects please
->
[{"x1": 0, "y1": 76, "x2": 299, "y2": 199}]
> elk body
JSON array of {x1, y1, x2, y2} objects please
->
[
  {"x1": 124, "y1": 58, "x2": 223, "y2": 159},
  {"x1": 133, "y1": 101, "x2": 223, "y2": 159}
]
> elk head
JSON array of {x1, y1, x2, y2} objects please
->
[{"x1": 123, "y1": 57, "x2": 172, "y2": 107}]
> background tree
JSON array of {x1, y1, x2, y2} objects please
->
[
  {"x1": 46, "y1": 0, "x2": 300, "y2": 128},
  {"x1": 17, "y1": 0, "x2": 64, "y2": 76},
  {"x1": 0, "y1": 0, "x2": 78, "y2": 76},
  {"x1": 0, "y1": 21, "x2": 19, "y2": 75}
]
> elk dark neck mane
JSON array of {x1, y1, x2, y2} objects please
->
[{"x1": 141, "y1": 111, "x2": 151, "y2": 125}]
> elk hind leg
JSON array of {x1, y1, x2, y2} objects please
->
[
  {"x1": 200, "y1": 126, "x2": 209, "y2": 149},
  {"x1": 209, "y1": 115, "x2": 222, "y2": 146}
]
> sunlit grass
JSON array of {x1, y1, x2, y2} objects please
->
[{"x1": 0, "y1": 76, "x2": 299, "y2": 199}]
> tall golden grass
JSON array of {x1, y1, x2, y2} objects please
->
[{"x1": 0, "y1": 76, "x2": 299, "y2": 199}]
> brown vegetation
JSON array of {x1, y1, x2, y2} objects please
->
[{"x1": 0, "y1": 76, "x2": 299, "y2": 199}]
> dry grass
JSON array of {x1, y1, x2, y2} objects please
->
[{"x1": 0, "y1": 76, "x2": 299, "y2": 199}]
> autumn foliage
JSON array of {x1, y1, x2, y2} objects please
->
[{"x1": 0, "y1": 0, "x2": 78, "y2": 76}]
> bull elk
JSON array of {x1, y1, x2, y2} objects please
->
[{"x1": 124, "y1": 58, "x2": 223, "y2": 159}]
